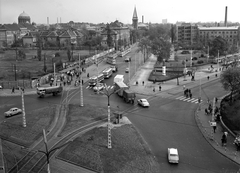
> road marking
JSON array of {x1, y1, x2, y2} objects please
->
[{"x1": 176, "y1": 96, "x2": 200, "y2": 104}]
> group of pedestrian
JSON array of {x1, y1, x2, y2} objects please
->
[{"x1": 184, "y1": 88, "x2": 192, "y2": 98}]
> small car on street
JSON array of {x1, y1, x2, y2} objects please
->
[
  {"x1": 168, "y1": 148, "x2": 179, "y2": 163},
  {"x1": 110, "y1": 66, "x2": 117, "y2": 72},
  {"x1": 4, "y1": 108, "x2": 22, "y2": 117},
  {"x1": 93, "y1": 83, "x2": 105, "y2": 92},
  {"x1": 137, "y1": 99, "x2": 150, "y2": 107},
  {"x1": 125, "y1": 67, "x2": 129, "y2": 73}
]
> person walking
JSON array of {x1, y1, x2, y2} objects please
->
[
  {"x1": 142, "y1": 81, "x2": 144, "y2": 86},
  {"x1": 12, "y1": 87, "x2": 15, "y2": 93},
  {"x1": 207, "y1": 76, "x2": 210, "y2": 80},
  {"x1": 87, "y1": 73, "x2": 89, "y2": 78},
  {"x1": 183, "y1": 85, "x2": 186, "y2": 90},
  {"x1": 153, "y1": 87, "x2": 155, "y2": 92},
  {"x1": 189, "y1": 92, "x2": 192, "y2": 99},
  {"x1": 159, "y1": 85, "x2": 161, "y2": 91}
]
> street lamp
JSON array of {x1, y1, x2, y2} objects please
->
[
  {"x1": 217, "y1": 50, "x2": 220, "y2": 71},
  {"x1": 100, "y1": 84, "x2": 119, "y2": 149},
  {"x1": 78, "y1": 54, "x2": 83, "y2": 107},
  {"x1": 41, "y1": 129, "x2": 72, "y2": 173}
]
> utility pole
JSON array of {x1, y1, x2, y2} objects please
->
[
  {"x1": 79, "y1": 54, "x2": 83, "y2": 107},
  {"x1": 128, "y1": 60, "x2": 131, "y2": 87},
  {"x1": 14, "y1": 64, "x2": 17, "y2": 81},
  {"x1": 190, "y1": 49, "x2": 192, "y2": 69},
  {"x1": 212, "y1": 97, "x2": 216, "y2": 122},
  {"x1": 20, "y1": 87, "x2": 26, "y2": 127},
  {"x1": 42, "y1": 129, "x2": 50, "y2": 173},
  {"x1": 96, "y1": 58, "x2": 99, "y2": 94},
  {"x1": 53, "y1": 63, "x2": 55, "y2": 85},
  {"x1": 207, "y1": 46, "x2": 209, "y2": 63},
  {"x1": 217, "y1": 50, "x2": 219, "y2": 71}
]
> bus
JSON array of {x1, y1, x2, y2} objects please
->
[
  {"x1": 119, "y1": 48, "x2": 131, "y2": 57},
  {"x1": 88, "y1": 73, "x2": 104, "y2": 87},
  {"x1": 106, "y1": 53, "x2": 118, "y2": 65},
  {"x1": 103, "y1": 67, "x2": 113, "y2": 79}
]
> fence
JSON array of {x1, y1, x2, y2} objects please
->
[{"x1": 0, "y1": 80, "x2": 32, "y2": 89}]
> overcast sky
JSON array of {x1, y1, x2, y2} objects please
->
[{"x1": 0, "y1": 0, "x2": 239, "y2": 24}]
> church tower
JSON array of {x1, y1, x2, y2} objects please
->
[{"x1": 132, "y1": 6, "x2": 138, "y2": 29}]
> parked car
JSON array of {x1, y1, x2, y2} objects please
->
[
  {"x1": 4, "y1": 107, "x2": 22, "y2": 117},
  {"x1": 0, "y1": 85, "x2": 2, "y2": 89},
  {"x1": 168, "y1": 148, "x2": 179, "y2": 163},
  {"x1": 93, "y1": 83, "x2": 105, "y2": 92},
  {"x1": 125, "y1": 67, "x2": 129, "y2": 73},
  {"x1": 137, "y1": 99, "x2": 150, "y2": 107},
  {"x1": 125, "y1": 57, "x2": 131, "y2": 62}
]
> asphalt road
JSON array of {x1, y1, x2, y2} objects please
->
[{"x1": 126, "y1": 79, "x2": 239, "y2": 173}]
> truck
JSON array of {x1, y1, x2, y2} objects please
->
[
  {"x1": 114, "y1": 81, "x2": 129, "y2": 97},
  {"x1": 114, "y1": 74, "x2": 124, "y2": 84},
  {"x1": 37, "y1": 86, "x2": 63, "y2": 98},
  {"x1": 122, "y1": 89, "x2": 136, "y2": 104},
  {"x1": 103, "y1": 67, "x2": 113, "y2": 79}
]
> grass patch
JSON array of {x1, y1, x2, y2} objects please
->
[
  {"x1": 0, "y1": 106, "x2": 56, "y2": 147},
  {"x1": 57, "y1": 124, "x2": 159, "y2": 173},
  {"x1": 60, "y1": 104, "x2": 108, "y2": 136},
  {"x1": 221, "y1": 95, "x2": 240, "y2": 132}
]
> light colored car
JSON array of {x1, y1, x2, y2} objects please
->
[
  {"x1": 93, "y1": 83, "x2": 105, "y2": 92},
  {"x1": 110, "y1": 66, "x2": 117, "y2": 72},
  {"x1": 137, "y1": 99, "x2": 150, "y2": 107},
  {"x1": 168, "y1": 148, "x2": 179, "y2": 163},
  {"x1": 125, "y1": 67, "x2": 129, "y2": 73},
  {"x1": 4, "y1": 107, "x2": 22, "y2": 117},
  {"x1": 0, "y1": 85, "x2": 2, "y2": 89}
]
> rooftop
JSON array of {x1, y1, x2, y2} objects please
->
[{"x1": 199, "y1": 26, "x2": 239, "y2": 30}]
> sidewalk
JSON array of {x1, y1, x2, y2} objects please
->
[
  {"x1": 129, "y1": 55, "x2": 240, "y2": 165},
  {"x1": 0, "y1": 60, "x2": 109, "y2": 97}
]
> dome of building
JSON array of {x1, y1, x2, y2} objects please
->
[
  {"x1": 18, "y1": 11, "x2": 30, "y2": 19},
  {"x1": 18, "y1": 11, "x2": 31, "y2": 24}
]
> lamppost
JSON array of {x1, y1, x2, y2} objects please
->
[
  {"x1": 190, "y1": 49, "x2": 192, "y2": 69},
  {"x1": 19, "y1": 87, "x2": 26, "y2": 127},
  {"x1": 100, "y1": 84, "x2": 119, "y2": 149},
  {"x1": 71, "y1": 42, "x2": 74, "y2": 61},
  {"x1": 78, "y1": 54, "x2": 83, "y2": 107},
  {"x1": 40, "y1": 129, "x2": 72, "y2": 173},
  {"x1": 207, "y1": 46, "x2": 209, "y2": 63},
  {"x1": 217, "y1": 50, "x2": 220, "y2": 71},
  {"x1": 183, "y1": 58, "x2": 187, "y2": 81}
]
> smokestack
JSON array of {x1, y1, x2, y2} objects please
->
[
  {"x1": 60, "y1": 17, "x2": 61, "y2": 24},
  {"x1": 47, "y1": 17, "x2": 49, "y2": 25},
  {"x1": 57, "y1": 17, "x2": 58, "y2": 24},
  {"x1": 225, "y1": 6, "x2": 227, "y2": 27},
  {"x1": 142, "y1": 15, "x2": 144, "y2": 23}
]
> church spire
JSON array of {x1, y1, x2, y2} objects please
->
[{"x1": 132, "y1": 6, "x2": 138, "y2": 29}]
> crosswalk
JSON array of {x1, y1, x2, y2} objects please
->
[
  {"x1": 86, "y1": 85, "x2": 115, "y2": 90},
  {"x1": 176, "y1": 96, "x2": 201, "y2": 104}
]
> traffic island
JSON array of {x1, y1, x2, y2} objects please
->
[{"x1": 56, "y1": 117, "x2": 160, "y2": 173}]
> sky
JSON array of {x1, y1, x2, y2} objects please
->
[{"x1": 0, "y1": 0, "x2": 239, "y2": 25}]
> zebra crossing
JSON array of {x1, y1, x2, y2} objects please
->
[
  {"x1": 86, "y1": 85, "x2": 115, "y2": 90},
  {"x1": 175, "y1": 96, "x2": 200, "y2": 104}
]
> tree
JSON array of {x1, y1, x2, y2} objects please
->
[
  {"x1": 209, "y1": 36, "x2": 228, "y2": 57},
  {"x1": 106, "y1": 24, "x2": 113, "y2": 48},
  {"x1": 138, "y1": 37, "x2": 151, "y2": 62},
  {"x1": 36, "y1": 33, "x2": 42, "y2": 61},
  {"x1": 18, "y1": 49, "x2": 26, "y2": 60},
  {"x1": 67, "y1": 48, "x2": 71, "y2": 62},
  {"x1": 151, "y1": 37, "x2": 171, "y2": 63},
  {"x1": 220, "y1": 67, "x2": 240, "y2": 103}
]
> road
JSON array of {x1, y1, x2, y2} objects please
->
[{"x1": 126, "y1": 79, "x2": 239, "y2": 172}]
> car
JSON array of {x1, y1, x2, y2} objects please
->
[
  {"x1": 4, "y1": 107, "x2": 22, "y2": 117},
  {"x1": 93, "y1": 83, "x2": 105, "y2": 92},
  {"x1": 125, "y1": 57, "x2": 131, "y2": 62},
  {"x1": 0, "y1": 85, "x2": 2, "y2": 89},
  {"x1": 168, "y1": 148, "x2": 179, "y2": 163},
  {"x1": 125, "y1": 67, "x2": 129, "y2": 73},
  {"x1": 137, "y1": 99, "x2": 150, "y2": 107},
  {"x1": 110, "y1": 66, "x2": 117, "y2": 72}
]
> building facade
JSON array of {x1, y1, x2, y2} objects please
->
[
  {"x1": 198, "y1": 26, "x2": 240, "y2": 46},
  {"x1": 18, "y1": 11, "x2": 31, "y2": 24},
  {"x1": 176, "y1": 23, "x2": 198, "y2": 46}
]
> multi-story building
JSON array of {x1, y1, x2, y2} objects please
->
[
  {"x1": 176, "y1": 23, "x2": 198, "y2": 46},
  {"x1": 198, "y1": 26, "x2": 240, "y2": 46}
]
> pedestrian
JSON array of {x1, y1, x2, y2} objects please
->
[
  {"x1": 87, "y1": 73, "x2": 89, "y2": 78},
  {"x1": 159, "y1": 85, "x2": 161, "y2": 91},
  {"x1": 215, "y1": 97, "x2": 218, "y2": 103},
  {"x1": 207, "y1": 76, "x2": 210, "y2": 80},
  {"x1": 153, "y1": 87, "x2": 155, "y2": 92},
  {"x1": 142, "y1": 81, "x2": 144, "y2": 86},
  {"x1": 205, "y1": 108, "x2": 209, "y2": 115},
  {"x1": 189, "y1": 93, "x2": 192, "y2": 99},
  {"x1": 136, "y1": 81, "x2": 138, "y2": 85},
  {"x1": 63, "y1": 81, "x2": 66, "y2": 86},
  {"x1": 215, "y1": 74, "x2": 218, "y2": 77},
  {"x1": 183, "y1": 85, "x2": 185, "y2": 90},
  {"x1": 12, "y1": 87, "x2": 15, "y2": 93},
  {"x1": 213, "y1": 125, "x2": 217, "y2": 133}
]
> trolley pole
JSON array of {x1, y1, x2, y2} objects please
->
[
  {"x1": 79, "y1": 54, "x2": 83, "y2": 107},
  {"x1": 20, "y1": 87, "x2": 26, "y2": 127}
]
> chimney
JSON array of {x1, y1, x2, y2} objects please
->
[
  {"x1": 225, "y1": 6, "x2": 227, "y2": 27},
  {"x1": 142, "y1": 15, "x2": 144, "y2": 23},
  {"x1": 60, "y1": 17, "x2": 61, "y2": 23},
  {"x1": 47, "y1": 17, "x2": 49, "y2": 25},
  {"x1": 57, "y1": 17, "x2": 58, "y2": 24}
]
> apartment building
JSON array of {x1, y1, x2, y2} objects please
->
[{"x1": 176, "y1": 23, "x2": 198, "y2": 46}]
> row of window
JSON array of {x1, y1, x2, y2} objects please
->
[{"x1": 200, "y1": 31, "x2": 237, "y2": 34}]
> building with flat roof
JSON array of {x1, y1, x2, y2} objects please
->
[
  {"x1": 198, "y1": 26, "x2": 240, "y2": 46},
  {"x1": 176, "y1": 23, "x2": 198, "y2": 46}
]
